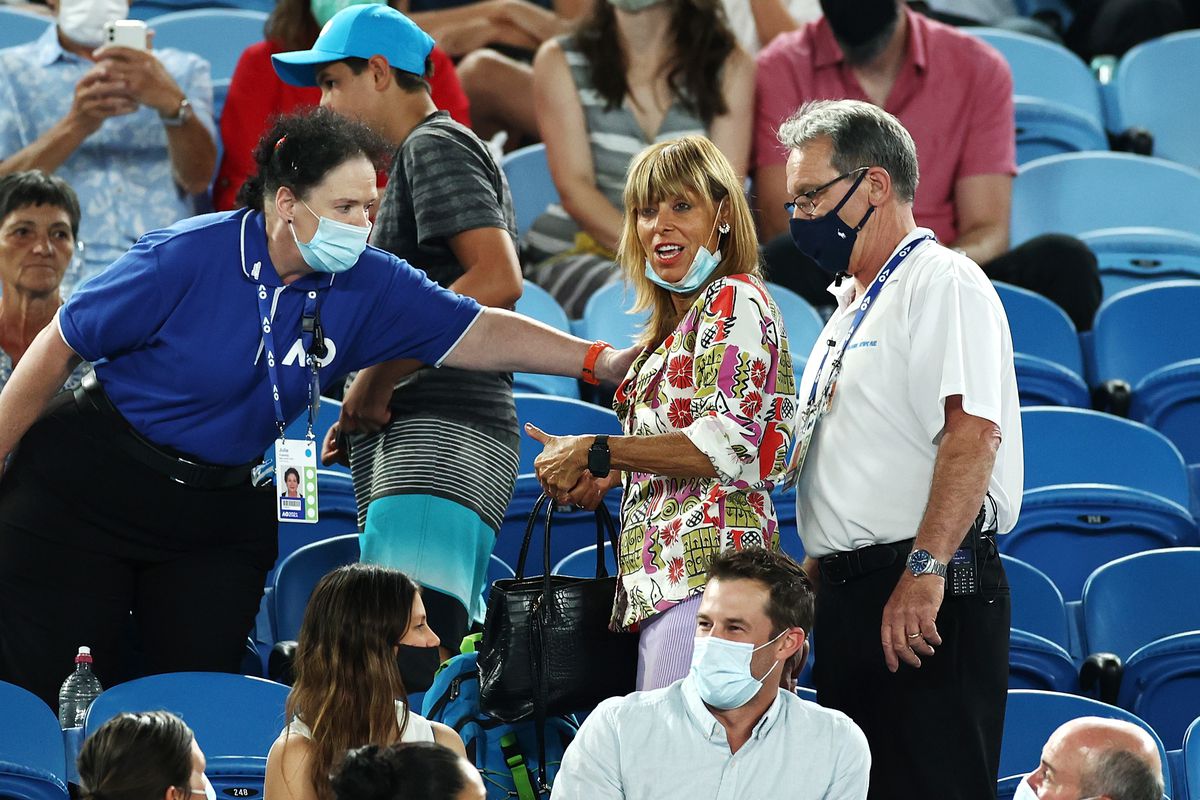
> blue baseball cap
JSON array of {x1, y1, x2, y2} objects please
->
[{"x1": 272, "y1": 4, "x2": 435, "y2": 87}]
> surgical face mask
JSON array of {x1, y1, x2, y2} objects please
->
[
  {"x1": 607, "y1": 0, "x2": 665, "y2": 11},
  {"x1": 289, "y1": 199, "x2": 370, "y2": 274},
  {"x1": 644, "y1": 200, "x2": 726, "y2": 295},
  {"x1": 690, "y1": 629, "x2": 787, "y2": 710},
  {"x1": 1013, "y1": 774, "x2": 1101, "y2": 800},
  {"x1": 820, "y1": 0, "x2": 900, "y2": 64},
  {"x1": 57, "y1": 0, "x2": 129, "y2": 47},
  {"x1": 788, "y1": 170, "x2": 874, "y2": 277},
  {"x1": 309, "y1": 0, "x2": 381, "y2": 29},
  {"x1": 191, "y1": 775, "x2": 216, "y2": 800}
]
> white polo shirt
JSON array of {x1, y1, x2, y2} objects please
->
[{"x1": 794, "y1": 228, "x2": 1023, "y2": 558}]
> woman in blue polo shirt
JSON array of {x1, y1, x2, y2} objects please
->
[{"x1": 0, "y1": 108, "x2": 633, "y2": 709}]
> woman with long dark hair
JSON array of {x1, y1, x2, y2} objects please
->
[
  {"x1": 523, "y1": 0, "x2": 753, "y2": 318},
  {"x1": 265, "y1": 564, "x2": 464, "y2": 800}
]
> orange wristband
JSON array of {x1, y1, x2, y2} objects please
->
[{"x1": 581, "y1": 340, "x2": 613, "y2": 386}]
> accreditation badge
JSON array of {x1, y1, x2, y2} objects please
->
[
  {"x1": 275, "y1": 438, "x2": 319, "y2": 524},
  {"x1": 784, "y1": 403, "x2": 821, "y2": 488}
]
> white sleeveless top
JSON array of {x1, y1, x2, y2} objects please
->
[{"x1": 284, "y1": 700, "x2": 435, "y2": 742}]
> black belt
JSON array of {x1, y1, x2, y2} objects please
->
[
  {"x1": 818, "y1": 539, "x2": 915, "y2": 586},
  {"x1": 73, "y1": 372, "x2": 256, "y2": 490}
]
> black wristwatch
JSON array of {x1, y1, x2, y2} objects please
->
[{"x1": 587, "y1": 435, "x2": 611, "y2": 478}]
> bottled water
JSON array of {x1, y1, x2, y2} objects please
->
[{"x1": 58, "y1": 646, "x2": 103, "y2": 729}]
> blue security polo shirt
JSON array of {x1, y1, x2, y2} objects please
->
[{"x1": 59, "y1": 209, "x2": 483, "y2": 465}]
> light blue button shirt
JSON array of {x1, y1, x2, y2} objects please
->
[
  {"x1": 551, "y1": 676, "x2": 871, "y2": 800},
  {"x1": 0, "y1": 26, "x2": 214, "y2": 294}
]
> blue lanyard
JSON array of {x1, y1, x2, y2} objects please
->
[{"x1": 806, "y1": 234, "x2": 935, "y2": 407}]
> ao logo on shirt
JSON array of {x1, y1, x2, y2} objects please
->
[{"x1": 282, "y1": 337, "x2": 337, "y2": 368}]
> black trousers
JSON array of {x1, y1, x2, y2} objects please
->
[
  {"x1": 813, "y1": 543, "x2": 1010, "y2": 800},
  {"x1": 763, "y1": 232, "x2": 1102, "y2": 331},
  {"x1": 0, "y1": 394, "x2": 277, "y2": 710}
]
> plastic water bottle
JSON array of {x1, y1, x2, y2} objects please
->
[{"x1": 58, "y1": 646, "x2": 103, "y2": 729}]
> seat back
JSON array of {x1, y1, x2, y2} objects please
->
[
  {"x1": 994, "y1": 282, "x2": 1084, "y2": 377},
  {"x1": 1092, "y1": 280, "x2": 1200, "y2": 388},
  {"x1": 146, "y1": 10, "x2": 267, "y2": 82},
  {"x1": 1115, "y1": 30, "x2": 1200, "y2": 170},
  {"x1": 552, "y1": 542, "x2": 617, "y2": 577},
  {"x1": 1185, "y1": 716, "x2": 1200, "y2": 798},
  {"x1": 0, "y1": 681, "x2": 67, "y2": 782},
  {"x1": 969, "y1": 28, "x2": 1101, "y2": 120},
  {"x1": 1002, "y1": 555, "x2": 1071, "y2": 649},
  {"x1": 765, "y1": 281, "x2": 824, "y2": 356},
  {"x1": 1010, "y1": 96, "x2": 1109, "y2": 165},
  {"x1": 1080, "y1": 227, "x2": 1200, "y2": 299},
  {"x1": 501, "y1": 143, "x2": 560, "y2": 237},
  {"x1": 513, "y1": 281, "x2": 579, "y2": 398},
  {"x1": 0, "y1": 8, "x2": 52, "y2": 48},
  {"x1": 271, "y1": 534, "x2": 361, "y2": 642},
  {"x1": 1081, "y1": 548, "x2": 1200, "y2": 658},
  {"x1": 578, "y1": 280, "x2": 648, "y2": 347},
  {"x1": 1012, "y1": 153, "x2": 1200, "y2": 246},
  {"x1": 513, "y1": 393, "x2": 622, "y2": 475},
  {"x1": 1020, "y1": 407, "x2": 1191, "y2": 508}
]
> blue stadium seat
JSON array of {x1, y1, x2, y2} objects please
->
[
  {"x1": 552, "y1": 542, "x2": 618, "y2": 578},
  {"x1": 795, "y1": 686, "x2": 818, "y2": 703},
  {"x1": 1114, "y1": 30, "x2": 1200, "y2": 171},
  {"x1": 1080, "y1": 227, "x2": 1200, "y2": 299},
  {"x1": 998, "y1": 690, "x2": 1172, "y2": 799},
  {"x1": 212, "y1": 77, "x2": 231, "y2": 123},
  {"x1": 1081, "y1": 548, "x2": 1200, "y2": 748},
  {"x1": 513, "y1": 393, "x2": 623, "y2": 477},
  {"x1": 1012, "y1": 153, "x2": 1200, "y2": 246},
  {"x1": 1011, "y1": 0, "x2": 1074, "y2": 28},
  {"x1": 1003, "y1": 554, "x2": 1079, "y2": 692},
  {"x1": 578, "y1": 280, "x2": 648, "y2": 345},
  {"x1": 0, "y1": 7, "x2": 52, "y2": 49},
  {"x1": 278, "y1": 396, "x2": 347, "y2": 476},
  {"x1": 270, "y1": 534, "x2": 360, "y2": 642},
  {"x1": 0, "y1": 682, "x2": 69, "y2": 800},
  {"x1": 513, "y1": 280, "x2": 579, "y2": 398},
  {"x1": 1185, "y1": 717, "x2": 1200, "y2": 800},
  {"x1": 994, "y1": 282, "x2": 1089, "y2": 407},
  {"x1": 145, "y1": 10, "x2": 267, "y2": 83},
  {"x1": 968, "y1": 28, "x2": 1105, "y2": 164},
  {"x1": 501, "y1": 143, "x2": 559, "y2": 237},
  {"x1": 496, "y1": 479, "x2": 623, "y2": 578},
  {"x1": 85, "y1": 673, "x2": 289, "y2": 800},
  {"x1": 1002, "y1": 407, "x2": 1197, "y2": 599},
  {"x1": 130, "y1": 0, "x2": 272, "y2": 18},
  {"x1": 766, "y1": 281, "x2": 824, "y2": 360},
  {"x1": 1093, "y1": 281, "x2": 1200, "y2": 463}
]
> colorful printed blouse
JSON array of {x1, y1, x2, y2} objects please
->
[{"x1": 611, "y1": 275, "x2": 798, "y2": 630}]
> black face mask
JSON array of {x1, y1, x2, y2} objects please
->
[
  {"x1": 396, "y1": 645, "x2": 441, "y2": 694},
  {"x1": 820, "y1": 0, "x2": 901, "y2": 62}
]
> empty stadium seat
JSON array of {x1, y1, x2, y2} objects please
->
[
  {"x1": 1081, "y1": 548, "x2": 1200, "y2": 748},
  {"x1": 998, "y1": 690, "x2": 1173, "y2": 799},
  {"x1": 512, "y1": 280, "x2": 579, "y2": 398},
  {"x1": 513, "y1": 393, "x2": 623, "y2": 477},
  {"x1": 1185, "y1": 717, "x2": 1200, "y2": 800},
  {"x1": 1114, "y1": 30, "x2": 1200, "y2": 171},
  {"x1": 85, "y1": 673, "x2": 289, "y2": 800},
  {"x1": 1093, "y1": 281, "x2": 1200, "y2": 463},
  {"x1": 501, "y1": 143, "x2": 559, "y2": 237},
  {"x1": 552, "y1": 542, "x2": 618, "y2": 577},
  {"x1": 1003, "y1": 554, "x2": 1080, "y2": 692},
  {"x1": 0, "y1": 681, "x2": 69, "y2": 800},
  {"x1": 1011, "y1": 153, "x2": 1200, "y2": 246},
  {"x1": 146, "y1": 10, "x2": 267, "y2": 83},
  {"x1": 212, "y1": 77, "x2": 231, "y2": 123},
  {"x1": 1002, "y1": 407, "x2": 1197, "y2": 599},
  {"x1": 277, "y1": 396, "x2": 347, "y2": 476},
  {"x1": 271, "y1": 534, "x2": 360, "y2": 642},
  {"x1": 994, "y1": 282, "x2": 1089, "y2": 407},
  {"x1": 577, "y1": 280, "x2": 648, "y2": 345},
  {"x1": 0, "y1": 7, "x2": 52, "y2": 49},
  {"x1": 968, "y1": 28, "x2": 1106, "y2": 164},
  {"x1": 496, "y1": 478, "x2": 623, "y2": 577},
  {"x1": 766, "y1": 281, "x2": 824, "y2": 361},
  {"x1": 1081, "y1": 227, "x2": 1200, "y2": 298}
]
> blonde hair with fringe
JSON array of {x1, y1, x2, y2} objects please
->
[{"x1": 618, "y1": 136, "x2": 761, "y2": 349}]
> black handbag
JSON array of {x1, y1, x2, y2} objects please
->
[{"x1": 478, "y1": 492, "x2": 639, "y2": 720}]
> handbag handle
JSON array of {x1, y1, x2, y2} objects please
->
[
  {"x1": 514, "y1": 494, "x2": 622, "y2": 581},
  {"x1": 514, "y1": 493, "x2": 552, "y2": 580}
]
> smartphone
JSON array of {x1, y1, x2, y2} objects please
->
[{"x1": 102, "y1": 19, "x2": 148, "y2": 51}]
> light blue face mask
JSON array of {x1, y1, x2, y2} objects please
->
[
  {"x1": 689, "y1": 629, "x2": 786, "y2": 710},
  {"x1": 607, "y1": 0, "x2": 665, "y2": 10},
  {"x1": 290, "y1": 199, "x2": 370, "y2": 274},
  {"x1": 643, "y1": 200, "x2": 728, "y2": 295}
]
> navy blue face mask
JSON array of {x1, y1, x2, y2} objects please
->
[{"x1": 788, "y1": 170, "x2": 875, "y2": 277}]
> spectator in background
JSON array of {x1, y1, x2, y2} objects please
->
[
  {"x1": 1014, "y1": 717, "x2": 1164, "y2": 800},
  {"x1": 332, "y1": 742, "x2": 486, "y2": 800},
  {"x1": 1064, "y1": 0, "x2": 1188, "y2": 61},
  {"x1": 754, "y1": 0, "x2": 1103, "y2": 330},
  {"x1": 401, "y1": 0, "x2": 589, "y2": 148},
  {"x1": 721, "y1": 0, "x2": 819, "y2": 55},
  {"x1": 78, "y1": 711, "x2": 215, "y2": 800},
  {"x1": 0, "y1": 0, "x2": 215, "y2": 289},
  {"x1": 265, "y1": 565, "x2": 466, "y2": 800},
  {"x1": 551, "y1": 548, "x2": 870, "y2": 800},
  {"x1": 523, "y1": 0, "x2": 754, "y2": 318},
  {"x1": 0, "y1": 170, "x2": 90, "y2": 394},
  {"x1": 214, "y1": 0, "x2": 470, "y2": 211},
  {"x1": 274, "y1": 3, "x2": 522, "y2": 672}
]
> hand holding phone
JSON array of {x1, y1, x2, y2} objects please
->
[{"x1": 101, "y1": 19, "x2": 148, "y2": 51}]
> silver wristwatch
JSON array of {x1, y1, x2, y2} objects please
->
[
  {"x1": 160, "y1": 97, "x2": 192, "y2": 127},
  {"x1": 907, "y1": 549, "x2": 948, "y2": 579}
]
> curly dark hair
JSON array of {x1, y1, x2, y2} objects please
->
[
  {"x1": 574, "y1": 0, "x2": 737, "y2": 126},
  {"x1": 331, "y1": 742, "x2": 470, "y2": 800},
  {"x1": 237, "y1": 107, "x2": 390, "y2": 210}
]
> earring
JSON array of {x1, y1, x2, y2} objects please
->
[{"x1": 718, "y1": 222, "x2": 730, "y2": 234}]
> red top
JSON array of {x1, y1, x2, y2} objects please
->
[
  {"x1": 214, "y1": 40, "x2": 472, "y2": 211},
  {"x1": 753, "y1": 8, "x2": 1016, "y2": 244}
]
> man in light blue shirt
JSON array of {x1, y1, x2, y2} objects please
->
[
  {"x1": 0, "y1": 0, "x2": 215, "y2": 293},
  {"x1": 552, "y1": 548, "x2": 870, "y2": 800}
]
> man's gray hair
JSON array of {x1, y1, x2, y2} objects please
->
[
  {"x1": 777, "y1": 99, "x2": 919, "y2": 204},
  {"x1": 1080, "y1": 749, "x2": 1164, "y2": 800}
]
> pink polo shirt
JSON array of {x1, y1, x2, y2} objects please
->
[{"x1": 754, "y1": 8, "x2": 1016, "y2": 244}]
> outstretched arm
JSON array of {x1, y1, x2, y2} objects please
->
[{"x1": 0, "y1": 317, "x2": 82, "y2": 478}]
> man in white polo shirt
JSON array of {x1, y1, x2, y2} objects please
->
[{"x1": 779, "y1": 99, "x2": 1022, "y2": 800}]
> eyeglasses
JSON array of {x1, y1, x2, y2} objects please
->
[{"x1": 784, "y1": 167, "x2": 870, "y2": 216}]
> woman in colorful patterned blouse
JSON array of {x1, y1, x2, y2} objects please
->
[{"x1": 527, "y1": 135, "x2": 797, "y2": 690}]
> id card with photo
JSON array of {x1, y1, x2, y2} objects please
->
[{"x1": 275, "y1": 438, "x2": 319, "y2": 523}]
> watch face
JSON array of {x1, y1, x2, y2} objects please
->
[{"x1": 909, "y1": 550, "x2": 931, "y2": 575}]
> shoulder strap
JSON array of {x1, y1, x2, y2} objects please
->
[{"x1": 500, "y1": 732, "x2": 538, "y2": 800}]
